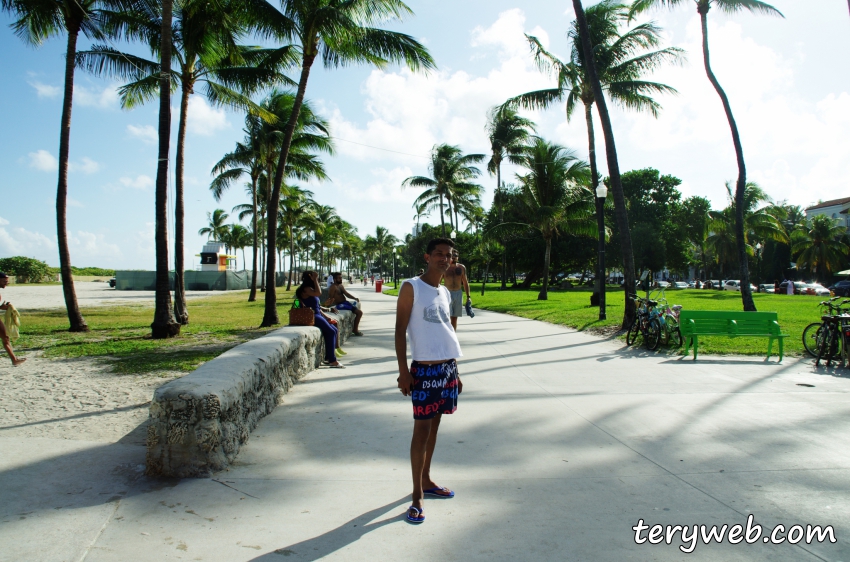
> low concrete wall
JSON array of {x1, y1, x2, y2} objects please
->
[{"x1": 146, "y1": 310, "x2": 354, "y2": 478}]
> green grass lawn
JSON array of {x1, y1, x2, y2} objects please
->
[
  {"x1": 16, "y1": 289, "x2": 298, "y2": 375},
  {"x1": 384, "y1": 283, "x2": 820, "y2": 357}
]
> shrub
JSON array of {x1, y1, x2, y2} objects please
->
[
  {"x1": 48, "y1": 266, "x2": 116, "y2": 277},
  {"x1": 0, "y1": 256, "x2": 54, "y2": 283}
]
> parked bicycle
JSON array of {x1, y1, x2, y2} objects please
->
[
  {"x1": 658, "y1": 298, "x2": 683, "y2": 347},
  {"x1": 801, "y1": 297, "x2": 849, "y2": 359},
  {"x1": 812, "y1": 298, "x2": 850, "y2": 367},
  {"x1": 626, "y1": 294, "x2": 661, "y2": 350}
]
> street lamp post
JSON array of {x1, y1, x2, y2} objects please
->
[
  {"x1": 596, "y1": 184, "x2": 608, "y2": 321},
  {"x1": 393, "y1": 248, "x2": 398, "y2": 290},
  {"x1": 755, "y1": 242, "x2": 762, "y2": 290}
]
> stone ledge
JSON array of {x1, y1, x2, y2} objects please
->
[{"x1": 145, "y1": 310, "x2": 354, "y2": 478}]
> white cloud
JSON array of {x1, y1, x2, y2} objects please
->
[
  {"x1": 337, "y1": 166, "x2": 415, "y2": 203},
  {"x1": 0, "y1": 222, "x2": 55, "y2": 255},
  {"x1": 69, "y1": 230, "x2": 122, "y2": 259},
  {"x1": 119, "y1": 175, "x2": 154, "y2": 191},
  {"x1": 187, "y1": 97, "x2": 229, "y2": 136},
  {"x1": 28, "y1": 149, "x2": 58, "y2": 171},
  {"x1": 28, "y1": 80, "x2": 60, "y2": 99},
  {"x1": 127, "y1": 124, "x2": 158, "y2": 144},
  {"x1": 470, "y1": 8, "x2": 550, "y2": 60},
  {"x1": 69, "y1": 157, "x2": 101, "y2": 174},
  {"x1": 75, "y1": 84, "x2": 120, "y2": 109}
]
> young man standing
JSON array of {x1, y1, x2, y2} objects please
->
[
  {"x1": 395, "y1": 238, "x2": 463, "y2": 524},
  {"x1": 443, "y1": 249, "x2": 471, "y2": 331},
  {"x1": 0, "y1": 273, "x2": 25, "y2": 366},
  {"x1": 329, "y1": 272, "x2": 364, "y2": 336}
]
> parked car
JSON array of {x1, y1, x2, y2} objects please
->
[
  {"x1": 723, "y1": 280, "x2": 741, "y2": 291},
  {"x1": 687, "y1": 281, "x2": 697, "y2": 289},
  {"x1": 655, "y1": 280, "x2": 670, "y2": 288},
  {"x1": 830, "y1": 280, "x2": 850, "y2": 297},
  {"x1": 805, "y1": 283, "x2": 831, "y2": 296},
  {"x1": 703, "y1": 280, "x2": 721, "y2": 289},
  {"x1": 109, "y1": 277, "x2": 116, "y2": 288},
  {"x1": 673, "y1": 281, "x2": 689, "y2": 289},
  {"x1": 757, "y1": 283, "x2": 775, "y2": 293},
  {"x1": 778, "y1": 281, "x2": 807, "y2": 295}
]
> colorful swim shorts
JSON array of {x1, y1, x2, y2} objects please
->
[{"x1": 410, "y1": 359, "x2": 459, "y2": 420}]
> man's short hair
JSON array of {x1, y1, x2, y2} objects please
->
[
  {"x1": 332, "y1": 272, "x2": 341, "y2": 278},
  {"x1": 0, "y1": 272, "x2": 7, "y2": 279},
  {"x1": 425, "y1": 238, "x2": 455, "y2": 254}
]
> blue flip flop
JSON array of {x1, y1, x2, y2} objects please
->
[
  {"x1": 423, "y1": 486, "x2": 455, "y2": 498},
  {"x1": 406, "y1": 506, "x2": 425, "y2": 524}
]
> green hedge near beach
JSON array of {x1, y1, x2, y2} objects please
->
[{"x1": 383, "y1": 284, "x2": 818, "y2": 357}]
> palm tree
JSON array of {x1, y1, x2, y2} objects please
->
[
  {"x1": 199, "y1": 209, "x2": 231, "y2": 241},
  {"x1": 275, "y1": 186, "x2": 315, "y2": 290},
  {"x1": 211, "y1": 91, "x2": 332, "y2": 300},
  {"x1": 486, "y1": 106, "x2": 536, "y2": 290},
  {"x1": 403, "y1": 144, "x2": 485, "y2": 236},
  {"x1": 792, "y1": 215, "x2": 849, "y2": 282},
  {"x1": 631, "y1": 0, "x2": 784, "y2": 311},
  {"x1": 77, "y1": 0, "x2": 292, "y2": 324},
  {"x1": 0, "y1": 0, "x2": 126, "y2": 332},
  {"x1": 495, "y1": 138, "x2": 595, "y2": 300},
  {"x1": 707, "y1": 182, "x2": 788, "y2": 274},
  {"x1": 151, "y1": 0, "x2": 180, "y2": 338},
  {"x1": 250, "y1": 0, "x2": 436, "y2": 327},
  {"x1": 506, "y1": 0, "x2": 682, "y2": 324}
]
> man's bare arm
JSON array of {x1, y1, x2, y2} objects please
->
[
  {"x1": 341, "y1": 286, "x2": 358, "y2": 300},
  {"x1": 461, "y1": 265, "x2": 471, "y2": 298},
  {"x1": 395, "y1": 282, "x2": 415, "y2": 395}
]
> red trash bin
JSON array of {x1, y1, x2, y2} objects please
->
[{"x1": 375, "y1": 279, "x2": 383, "y2": 292}]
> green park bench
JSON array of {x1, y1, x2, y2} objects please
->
[{"x1": 679, "y1": 310, "x2": 788, "y2": 361}]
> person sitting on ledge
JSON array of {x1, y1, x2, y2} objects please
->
[
  {"x1": 329, "y1": 272, "x2": 364, "y2": 336},
  {"x1": 295, "y1": 271, "x2": 344, "y2": 369}
]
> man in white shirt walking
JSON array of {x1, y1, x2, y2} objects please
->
[{"x1": 395, "y1": 238, "x2": 463, "y2": 524}]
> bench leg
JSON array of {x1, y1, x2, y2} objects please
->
[
  {"x1": 766, "y1": 337, "x2": 774, "y2": 360},
  {"x1": 692, "y1": 335, "x2": 698, "y2": 360},
  {"x1": 778, "y1": 337, "x2": 784, "y2": 363},
  {"x1": 683, "y1": 336, "x2": 691, "y2": 356}
]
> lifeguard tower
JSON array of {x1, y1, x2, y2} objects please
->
[{"x1": 198, "y1": 242, "x2": 236, "y2": 272}]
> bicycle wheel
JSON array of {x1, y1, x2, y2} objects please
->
[
  {"x1": 646, "y1": 318, "x2": 662, "y2": 351},
  {"x1": 802, "y1": 322, "x2": 822, "y2": 358},
  {"x1": 668, "y1": 319, "x2": 683, "y2": 347},
  {"x1": 626, "y1": 318, "x2": 641, "y2": 346}
]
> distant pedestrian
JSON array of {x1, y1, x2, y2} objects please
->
[
  {"x1": 774, "y1": 279, "x2": 780, "y2": 293},
  {"x1": 443, "y1": 249, "x2": 471, "y2": 332},
  {"x1": 395, "y1": 238, "x2": 462, "y2": 524},
  {"x1": 0, "y1": 273, "x2": 25, "y2": 366},
  {"x1": 786, "y1": 279, "x2": 794, "y2": 295}
]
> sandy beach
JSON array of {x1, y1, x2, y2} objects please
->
[{"x1": 0, "y1": 282, "x2": 243, "y2": 311}]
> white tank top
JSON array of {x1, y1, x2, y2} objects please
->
[{"x1": 405, "y1": 277, "x2": 463, "y2": 361}]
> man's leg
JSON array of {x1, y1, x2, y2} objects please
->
[
  {"x1": 420, "y1": 412, "x2": 442, "y2": 490},
  {"x1": 450, "y1": 316, "x2": 457, "y2": 331},
  {"x1": 0, "y1": 322, "x2": 24, "y2": 366},
  {"x1": 354, "y1": 308, "x2": 363, "y2": 332},
  {"x1": 410, "y1": 417, "x2": 434, "y2": 511}
]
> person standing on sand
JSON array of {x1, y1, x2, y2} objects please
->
[
  {"x1": 0, "y1": 273, "x2": 25, "y2": 366},
  {"x1": 395, "y1": 238, "x2": 463, "y2": 524},
  {"x1": 443, "y1": 249, "x2": 471, "y2": 331}
]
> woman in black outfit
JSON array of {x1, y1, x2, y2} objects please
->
[{"x1": 296, "y1": 271, "x2": 344, "y2": 368}]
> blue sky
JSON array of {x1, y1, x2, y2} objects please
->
[{"x1": 1, "y1": 0, "x2": 848, "y2": 269}]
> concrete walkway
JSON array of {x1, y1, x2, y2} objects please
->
[{"x1": 2, "y1": 286, "x2": 849, "y2": 561}]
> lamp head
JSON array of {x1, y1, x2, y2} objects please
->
[{"x1": 596, "y1": 184, "x2": 608, "y2": 199}]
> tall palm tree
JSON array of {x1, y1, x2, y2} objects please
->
[
  {"x1": 0, "y1": 0, "x2": 125, "y2": 332},
  {"x1": 486, "y1": 106, "x2": 536, "y2": 290},
  {"x1": 403, "y1": 144, "x2": 485, "y2": 236},
  {"x1": 151, "y1": 0, "x2": 179, "y2": 338},
  {"x1": 199, "y1": 209, "x2": 231, "y2": 241},
  {"x1": 631, "y1": 0, "x2": 784, "y2": 311},
  {"x1": 792, "y1": 215, "x2": 849, "y2": 282},
  {"x1": 250, "y1": 0, "x2": 436, "y2": 327},
  {"x1": 77, "y1": 0, "x2": 293, "y2": 324},
  {"x1": 496, "y1": 139, "x2": 595, "y2": 300},
  {"x1": 506, "y1": 0, "x2": 682, "y2": 324},
  {"x1": 370, "y1": 226, "x2": 398, "y2": 280},
  {"x1": 275, "y1": 186, "x2": 315, "y2": 290}
]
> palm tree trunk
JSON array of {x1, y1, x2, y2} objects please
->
[
  {"x1": 151, "y1": 0, "x2": 179, "y2": 339},
  {"x1": 262, "y1": 55, "x2": 316, "y2": 326},
  {"x1": 482, "y1": 261, "x2": 489, "y2": 296},
  {"x1": 586, "y1": 101, "x2": 606, "y2": 318},
  {"x1": 538, "y1": 237, "x2": 552, "y2": 300},
  {"x1": 699, "y1": 7, "x2": 755, "y2": 312},
  {"x1": 57, "y1": 23, "x2": 88, "y2": 333},
  {"x1": 287, "y1": 225, "x2": 295, "y2": 290},
  {"x1": 248, "y1": 177, "x2": 258, "y2": 301},
  {"x1": 572, "y1": 0, "x2": 636, "y2": 327},
  {"x1": 173, "y1": 81, "x2": 190, "y2": 325},
  {"x1": 497, "y1": 160, "x2": 507, "y2": 290},
  {"x1": 439, "y1": 194, "x2": 446, "y2": 236}
]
